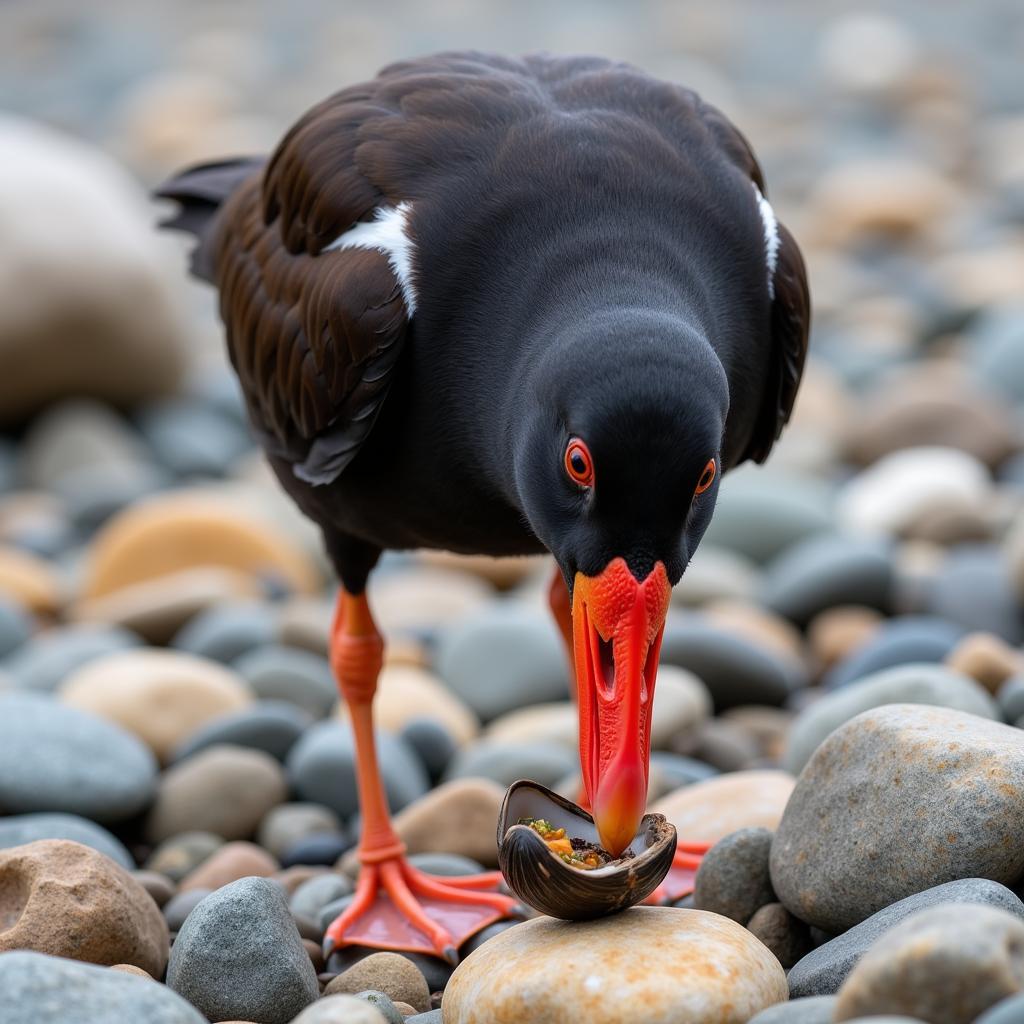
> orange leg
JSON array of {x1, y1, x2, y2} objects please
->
[
  {"x1": 323, "y1": 588, "x2": 520, "y2": 964},
  {"x1": 549, "y1": 564, "x2": 712, "y2": 902}
]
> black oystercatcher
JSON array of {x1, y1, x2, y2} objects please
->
[{"x1": 157, "y1": 52, "x2": 809, "y2": 962}]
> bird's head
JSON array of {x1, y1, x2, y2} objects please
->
[{"x1": 513, "y1": 308, "x2": 729, "y2": 855}]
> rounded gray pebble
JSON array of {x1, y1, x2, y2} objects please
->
[
  {"x1": 167, "y1": 876, "x2": 319, "y2": 1024},
  {"x1": 235, "y1": 644, "x2": 337, "y2": 718},
  {"x1": 290, "y1": 873, "x2": 354, "y2": 920},
  {"x1": 442, "y1": 739, "x2": 576, "y2": 790},
  {"x1": 0, "y1": 812, "x2": 133, "y2": 868},
  {"x1": 259, "y1": 802, "x2": 343, "y2": 861},
  {"x1": 400, "y1": 717, "x2": 458, "y2": 781},
  {"x1": 162, "y1": 889, "x2": 211, "y2": 932},
  {"x1": 976, "y1": 992, "x2": 1024, "y2": 1024},
  {"x1": 694, "y1": 827, "x2": 775, "y2": 924},
  {"x1": 4, "y1": 623, "x2": 141, "y2": 692},
  {"x1": 0, "y1": 597, "x2": 33, "y2": 659},
  {"x1": 173, "y1": 603, "x2": 279, "y2": 664},
  {"x1": 356, "y1": 990, "x2": 405, "y2": 1024},
  {"x1": 170, "y1": 700, "x2": 313, "y2": 763},
  {"x1": 748, "y1": 996, "x2": 839, "y2": 1024}
]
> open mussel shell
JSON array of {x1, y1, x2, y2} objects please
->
[{"x1": 497, "y1": 779, "x2": 676, "y2": 921}]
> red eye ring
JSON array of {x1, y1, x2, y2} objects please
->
[
  {"x1": 564, "y1": 438, "x2": 594, "y2": 488},
  {"x1": 695, "y1": 458, "x2": 717, "y2": 495}
]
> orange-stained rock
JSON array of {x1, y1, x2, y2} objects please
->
[
  {"x1": 178, "y1": 841, "x2": 279, "y2": 892},
  {"x1": 444, "y1": 908, "x2": 787, "y2": 1024},
  {"x1": 0, "y1": 840, "x2": 168, "y2": 976},
  {"x1": 652, "y1": 770, "x2": 795, "y2": 844},
  {"x1": 81, "y1": 492, "x2": 320, "y2": 600},
  {"x1": 0, "y1": 546, "x2": 62, "y2": 615},
  {"x1": 61, "y1": 649, "x2": 252, "y2": 762}
]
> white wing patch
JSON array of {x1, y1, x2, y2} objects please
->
[
  {"x1": 752, "y1": 184, "x2": 780, "y2": 299},
  {"x1": 324, "y1": 202, "x2": 418, "y2": 315}
]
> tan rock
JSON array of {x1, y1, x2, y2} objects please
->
[
  {"x1": 444, "y1": 907, "x2": 787, "y2": 1024},
  {"x1": 0, "y1": 546, "x2": 62, "y2": 615},
  {"x1": 110, "y1": 963, "x2": 152, "y2": 978},
  {"x1": 61, "y1": 648, "x2": 253, "y2": 762},
  {"x1": 807, "y1": 605, "x2": 884, "y2": 674},
  {"x1": 340, "y1": 779, "x2": 505, "y2": 875},
  {"x1": 417, "y1": 549, "x2": 547, "y2": 590},
  {"x1": 178, "y1": 841, "x2": 279, "y2": 891},
  {"x1": 652, "y1": 771, "x2": 795, "y2": 844},
  {"x1": 704, "y1": 601, "x2": 806, "y2": 665},
  {"x1": 145, "y1": 831, "x2": 222, "y2": 882},
  {"x1": 336, "y1": 664, "x2": 479, "y2": 746},
  {"x1": 368, "y1": 566, "x2": 492, "y2": 639},
  {"x1": 146, "y1": 745, "x2": 288, "y2": 843},
  {"x1": 392, "y1": 1003, "x2": 417, "y2": 1017},
  {"x1": 946, "y1": 632, "x2": 1023, "y2": 695},
  {"x1": 290, "y1": 995, "x2": 389, "y2": 1023},
  {"x1": 651, "y1": 666, "x2": 713, "y2": 749},
  {"x1": 131, "y1": 869, "x2": 176, "y2": 908},
  {"x1": 323, "y1": 951, "x2": 431, "y2": 1012},
  {"x1": 0, "y1": 839, "x2": 168, "y2": 975},
  {"x1": 81, "y1": 492, "x2": 320, "y2": 600},
  {"x1": 71, "y1": 567, "x2": 260, "y2": 644},
  {"x1": 484, "y1": 703, "x2": 578, "y2": 748}
]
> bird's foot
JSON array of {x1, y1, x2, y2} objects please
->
[
  {"x1": 648, "y1": 839, "x2": 712, "y2": 905},
  {"x1": 322, "y1": 856, "x2": 523, "y2": 964}
]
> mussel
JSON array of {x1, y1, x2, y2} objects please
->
[{"x1": 497, "y1": 779, "x2": 676, "y2": 920}]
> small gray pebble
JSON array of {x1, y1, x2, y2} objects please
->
[{"x1": 694, "y1": 827, "x2": 775, "y2": 923}]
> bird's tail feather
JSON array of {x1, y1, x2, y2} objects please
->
[{"x1": 154, "y1": 156, "x2": 264, "y2": 283}]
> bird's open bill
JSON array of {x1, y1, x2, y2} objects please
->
[{"x1": 572, "y1": 557, "x2": 671, "y2": 857}]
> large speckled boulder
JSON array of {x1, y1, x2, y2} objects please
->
[
  {"x1": 0, "y1": 840, "x2": 169, "y2": 976},
  {"x1": 0, "y1": 116, "x2": 187, "y2": 423},
  {"x1": 772, "y1": 705, "x2": 1024, "y2": 932},
  {"x1": 443, "y1": 907, "x2": 787, "y2": 1024}
]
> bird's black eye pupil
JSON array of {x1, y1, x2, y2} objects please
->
[{"x1": 571, "y1": 453, "x2": 586, "y2": 474}]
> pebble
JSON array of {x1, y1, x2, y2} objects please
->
[
  {"x1": 693, "y1": 827, "x2": 775, "y2": 924},
  {"x1": 443, "y1": 739, "x2": 576, "y2": 789},
  {"x1": 289, "y1": 873, "x2": 354, "y2": 921},
  {"x1": 290, "y1": 995, "x2": 389, "y2": 1023},
  {"x1": 681, "y1": 717, "x2": 761, "y2": 771},
  {"x1": 369, "y1": 565, "x2": 493, "y2": 641},
  {"x1": 281, "y1": 832, "x2": 351, "y2": 867},
  {"x1": 747, "y1": 902, "x2": 814, "y2": 969},
  {"x1": 0, "y1": 840, "x2": 169, "y2": 975},
  {"x1": 287, "y1": 721, "x2": 428, "y2": 821},
  {"x1": 652, "y1": 770, "x2": 795, "y2": 844},
  {"x1": 81, "y1": 491, "x2": 320, "y2": 600},
  {"x1": 789, "y1": 878, "x2": 1024, "y2": 998},
  {"x1": 170, "y1": 699, "x2": 312, "y2": 763},
  {"x1": 0, "y1": 596, "x2": 33, "y2": 658},
  {"x1": 444, "y1": 907, "x2": 787, "y2": 1024},
  {"x1": 435, "y1": 605, "x2": 568, "y2": 722},
  {"x1": 998, "y1": 676, "x2": 1024, "y2": 722},
  {"x1": 234, "y1": 644, "x2": 337, "y2": 718},
  {"x1": 703, "y1": 600, "x2": 807, "y2": 666},
  {"x1": 671, "y1": 545, "x2": 760, "y2": 606},
  {"x1": 178, "y1": 840, "x2": 279, "y2": 891},
  {"x1": 945, "y1": 632, "x2": 1024, "y2": 694},
  {"x1": 172, "y1": 601, "x2": 279, "y2": 663},
  {"x1": 748, "y1": 996, "x2": 839, "y2": 1024},
  {"x1": 0, "y1": 547, "x2": 59, "y2": 615},
  {"x1": 2, "y1": 622, "x2": 141, "y2": 693},
  {"x1": 259, "y1": 802, "x2": 344, "y2": 861},
  {"x1": 0, "y1": 950, "x2": 206, "y2": 1024},
  {"x1": 977, "y1": 993, "x2": 1024, "y2": 1024},
  {"x1": 0, "y1": 812, "x2": 133, "y2": 869},
  {"x1": 834, "y1": 904, "x2": 1024, "y2": 1024},
  {"x1": 167, "y1": 876, "x2": 319, "y2": 1024},
  {"x1": 650, "y1": 665, "x2": 713, "y2": 748},
  {"x1": 0, "y1": 691, "x2": 156, "y2": 822},
  {"x1": 660, "y1": 619, "x2": 799, "y2": 709},
  {"x1": 356, "y1": 992, "x2": 405, "y2": 1024},
  {"x1": 760, "y1": 533, "x2": 894, "y2": 627},
  {"x1": 323, "y1": 952, "x2": 431, "y2": 1012},
  {"x1": 783, "y1": 663, "x2": 998, "y2": 773},
  {"x1": 145, "y1": 831, "x2": 223, "y2": 882},
  {"x1": 399, "y1": 718, "x2": 459, "y2": 781},
  {"x1": 60, "y1": 648, "x2": 253, "y2": 762},
  {"x1": 337, "y1": 663, "x2": 479, "y2": 746},
  {"x1": 71, "y1": 567, "x2": 261, "y2": 645},
  {"x1": 162, "y1": 888, "x2": 211, "y2": 932},
  {"x1": 483, "y1": 702, "x2": 577, "y2": 748},
  {"x1": 132, "y1": 870, "x2": 176, "y2": 908},
  {"x1": 648, "y1": 751, "x2": 719, "y2": 796},
  {"x1": 772, "y1": 705, "x2": 1024, "y2": 932},
  {"x1": 138, "y1": 398, "x2": 252, "y2": 478},
  {"x1": 146, "y1": 745, "x2": 288, "y2": 842},
  {"x1": 0, "y1": 117, "x2": 188, "y2": 422}
]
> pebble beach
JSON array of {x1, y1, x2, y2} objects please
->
[{"x1": 1, "y1": 2, "x2": 1024, "y2": 1023}]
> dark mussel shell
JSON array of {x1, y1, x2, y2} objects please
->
[{"x1": 497, "y1": 779, "x2": 676, "y2": 921}]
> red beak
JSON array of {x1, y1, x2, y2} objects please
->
[{"x1": 572, "y1": 558, "x2": 670, "y2": 856}]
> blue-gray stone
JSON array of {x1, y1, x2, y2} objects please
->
[
  {"x1": 435, "y1": 605, "x2": 568, "y2": 722},
  {"x1": 0, "y1": 692, "x2": 156, "y2": 822},
  {"x1": 999, "y1": 676, "x2": 1024, "y2": 723},
  {"x1": 281, "y1": 831, "x2": 351, "y2": 867},
  {"x1": 0, "y1": 597, "x2": 33, "y2": 659},
  {"x1": 407, "y1": 1013, "x2": 443, "y2": 1024},
  {"x1": 400, "y1": 717, "x2": 458, "y2": 782},
  {"x1": 967, "y1": 303, "x2": 1024, "y2": 407},
  {"x1": 173, "y1": 602, "x2": 279, "y2": 664},
  {"x1": 408, "y1": 852, "x2": 485, "y2": 876},
  {"x1": 761, "y1": 533, "x2": 894, "y2": 627},
  {"x1": 289, "y1": 872, "x2": 354, "y2": 920},
  {"x1": 138, "y1": 399, "x2": 251, "y2": 478},
  {"x1": 167, "y1": 876, "x2": 319, "y2": 1024},
  {"x1": 785, "y1": 663, "x2": 999, "y2": 772},
  {"x1": 660, "y1": 618, "x2": 800, "y2": 710},
  {"x1": 0, "y1": 950, "x2": 206, "y2": 1024},
  {"x1": 977, "y1": 992, "x2": 1024, "y2": 1024},
  {"x1": 56, "y1": 462, "x2": 171, "y2": 533},
  {"x1": 925, "y1": 545, "x2": 1024, "y2": 644},
  {"x1": 356, "y1": 991, "x2": 405, "y2": 1024},
  {"x1": 3, "y1": 622, "x2": 141, "y2": 692},
  {"x1": 287, "y1": 721, "x2": 428, "y2": 820},
  {"x1": 650, "y1": 750, "x2": 719, "y2": 790},
  {"x1": 824, "y1": 616, "x2": 965, "y2": 690},
  {"x1": 748, "y1": 996, "x2": 838, "y2": 1024},
  {"x1": 788, "y1": 879, "x2": 1024, "y2": 997},
  {"x1": 234, "y1": 644, "x2": 337, "y2": 718},
  {"x1": 163, "y1": 889, "x2": 212, "y2": 932},
  {"x1": 442, "y1": 740, "x2": 576, "y2": 790},
  {"x1": 170, "y1": 700, "x2": 312, "y2": 764},
  {"x1": 0, "y1": 812, "x2": 132, "y2": 868}
]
